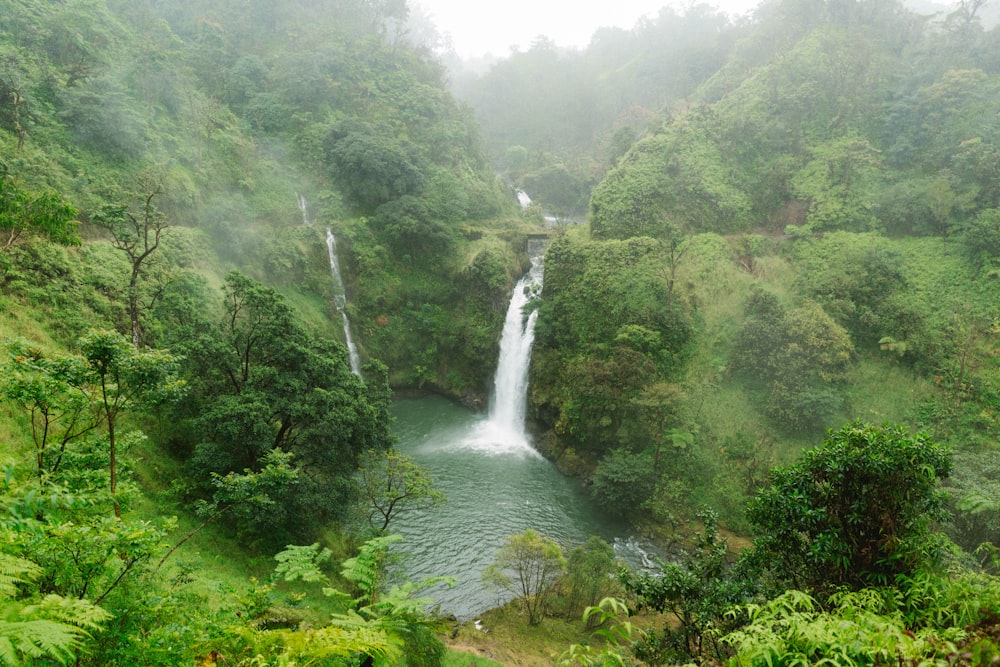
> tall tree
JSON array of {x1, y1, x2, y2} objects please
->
[
  {"x1": 92, "y1": 178, "x2": 169, "y2": 347},
  {"x1": 355, "y1": 448, "x2": 445, "y2": 534},
  {"x1": 0, "y1": 172, "x2": 79, "y2": 251},
  {"x1": 78, "y1": 329, "x2": 183, "y2": 517},
  {"x1": 745, "y1": 421, "x2": 952, "y2": 589}
]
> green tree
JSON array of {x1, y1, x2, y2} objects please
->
[
  {"x1": 734, "y1": 289, "x2": 854, "y2": 431},
  {"x1": 483, "y1": 529, "x2": 567, "y2": 626},
  {"x1": 961, "y1": 208, "x2": 1000, "y2": 272},
  {"x1": 564, "y1": 537, "x2": 618, "y2": 623},
  {"x1": 355, "y1": 449, "x2": 445, "y2": 534},
  {"x1": 745, "y1": 421, "x2": 952, "y2": 590},
  {"x1": 619, "y1": 510, "x2": 743, "y2": 664},
  {"x1": 92, "y1": 179, "x2": 170, "y2": 347},
  {"x1": 2, "y1": 341, "x2": 102, "y2": 480},
  {"x1": 77, "y1": 329, "x2": 183, "y2": 517},
  {"x1": 0, "y1": 172, "x2": 79, "y2": 252},
  {"x1": 589, "y1": 449, "x2": 657, "y2": 518},
  {"x1": 789, "y1": 134, "x2": 882, "y2": 233},
  {"x1": 178, "y1": 272, "x2": 394, "y2": 544}
]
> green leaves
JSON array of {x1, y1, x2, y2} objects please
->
[
  {"x1": 483, "y1": 529, "x2": 566, "y2": 626},
  {"x1": 745, "y1": 421, "x2": 951, "y2": 590},
  {"x1": 0, "y1": 173, "x2": 79, "y2": 252},
  {"x1": 355, "y1": 448, "x2": 445, "y2": 534},
  {"x1": 0, "y1": 554, "x2": 109, "y2": 667}
]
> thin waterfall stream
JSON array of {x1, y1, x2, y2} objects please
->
[
  {"x1": 298, "y1": 194, "x2": 362, "y2": 375},
  {"x1": 390, "y1": 243, "x2": 638, "y2": 619},
  {"x1": 324, "y1": 229, "x2": 362, "y2": 376}
]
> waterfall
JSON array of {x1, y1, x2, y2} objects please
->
[
  {"x1": 516, "y1": 189, "x2": 532, "y2": 209},
  {"x1": 296, "y1": 193, "x2": 311, "y2": 226},
  {"x1": 324, "y1": 228, "x2": 363, "y2": 376},
  {"x1": 463, "y1": 240, "x2": 545, "y2": 456}
]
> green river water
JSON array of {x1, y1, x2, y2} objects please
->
[{"x1": 390, "y1": 395, "x2": 635, "y2": 619}]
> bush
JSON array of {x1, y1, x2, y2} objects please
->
[{"x1": 745, "y1": 421, "x2": 952, "y2": 590}]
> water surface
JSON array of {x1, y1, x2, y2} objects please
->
[{"x1": 390, "y1": 395, "x2": 627, "y2": 619}]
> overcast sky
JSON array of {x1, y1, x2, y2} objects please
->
[{"x1": 414, "y1": 0, "x2": 761, "y2": 58}]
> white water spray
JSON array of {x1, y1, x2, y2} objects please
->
[
  {"x1": 516, "y1": 189, "x2": 532, "y2": 209},
  {"x1": 324, "y1": 228, "x2": 363, "y2": 376},
  {"x1": 461, "y1": 241, "x2": 545, "y2": 457}
]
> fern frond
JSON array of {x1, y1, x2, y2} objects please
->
[
  {"x1": 0, "y1": 555, "x2": 41, "y2": 601},
  {"x1": 29, "y1": 595, "x2": 110, "y2": 630},
  {"x1": 0, "y1": 618, "x2": 81, "y2": 665}
]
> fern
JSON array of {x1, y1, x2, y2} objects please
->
[
  {"x1": 0, "y1": 555, "x2": 109, "y2": 666},
  {"x1": 340, "y1": 534, "x2": 403, "y2": 605},
  {"x1": 0, "y1": 555, "x2": 40, "y2": 601}
]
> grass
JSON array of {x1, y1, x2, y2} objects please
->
[{"x1": 442, "y1": 649, "x2": 506, "y2": 667}]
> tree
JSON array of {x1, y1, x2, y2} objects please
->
[
  {"x1": 0, "y1": 172, "x2": 79, "y2": 251},
  {"x1": 734, "y1": 289, "x2": 854, "y2": 431},
  {"x1": 355, "y1": 449, "x2": 445, "y2": 534},
  {"x1": 78, "y1": 329, "x2": 183, "y2": 517},
  {"x1": 483, "y1": 529, "x2": 567, "y2": 625},
  {"x1": 92, "y1": 179, "x2": 170, "y2": 347},
  {"x1": 745, "y1": 421, "x2": 952, "y2": 590},
  {"x1": 589, "y1": 449, "x2": 657, "y2": 518},
  {"x1": 179, "y1": 272, "x2": 395, "y2": 544},
  {"x1": 619, "y1": 510, "x2": 742, "y2": 664},
  {"x1": 2, "y1": 340, "x2": 102, "y2": 480},
  {"x1": 564, "y1": 536, "x2": 618, "y2": 622}
]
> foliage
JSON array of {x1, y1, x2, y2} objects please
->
[
  {"x1": 78, "y1": 329, "x2": 184, "y2": 516},
  {"x1": 590, "y1": 116, "x2": 751, "y2": 239},
  {"x1": 2, "y1": 340, "x2": 101, "y2": 480},
  {"x1": 0, "y1": 553, "x2": 110, "y2": 667},
  {"x1": 532, "y1": 234, "x2": 693, "y2": 461},
  {"x1": 556, "y1": 597, "x2": 640, "y2": 667},
  {"x1": 722, "y1": 589, "x2": 947, "y2": 666},
  {"x1": 0, "y1": 172, "x2": 79, "y2": 252},
  {"x1": 91, "y1": 180, "x2": 170, "y2": 347},
  {"x1": 266, "y1": 535, "x2": 450, "y2": 667},
  {"x1": 172, "y1": 272, "x2": 394, "y2": 546},
  {"x1": 745, "y1": 421, "x2": 952, "y2": 590},
  {"x1": 562, "y1": 537, "x2": 619, "y2": 623},
  {"x1": 619, "y1": 510, "x2": 751, "y2": 664},
  {"x1": 589, "y1": 449, "x2": 657, "y2": 518},
  {"x1": 483, "y1": 530, "x2": 567, "y2": 626},
  {"x1": 354, "y1": 448, "x2": 445, "y2": 535},
  {"x1": 734, "y1": 287, "x2": 854, "y2": 431}
]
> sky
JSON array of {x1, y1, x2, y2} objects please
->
[{"x1": 414, "y1": 0, "x2": 761, "y2": 58}]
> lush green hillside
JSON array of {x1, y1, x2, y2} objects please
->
[
  {"x1": 502, "y1": 0, "x2": 1000, "y2": 541},
  {"x1": 0, "y1": 0, "x2": 538, "y2": 664}
]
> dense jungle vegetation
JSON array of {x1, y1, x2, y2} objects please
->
[{"x1": 1, "y1": 0, "x2": 999, "y2": 664}]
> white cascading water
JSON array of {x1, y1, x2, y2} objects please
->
[
  {"x1": 461, "y1": 241, "x2": 545, "y2": 457},
  {"x1": 296, "y1": 193, "x2": 312, "y2": 227},
  {"x1": 324, "y1": 228, "x2": 363, "y2": 376},
  {"x1": 516, "y1": 189, "x2": 532, "y2": 209}
]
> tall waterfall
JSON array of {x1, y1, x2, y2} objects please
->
[
  {"x1": 466, "y1": 240, "x2": 545, "y2": 456},
  {"x1": 325, "y1": 228, "x2": 363, "y2": 376}
]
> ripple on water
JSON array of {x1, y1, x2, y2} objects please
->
[{"x1": 389, "y1": 397, "x2": 629, "y2": 619}]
